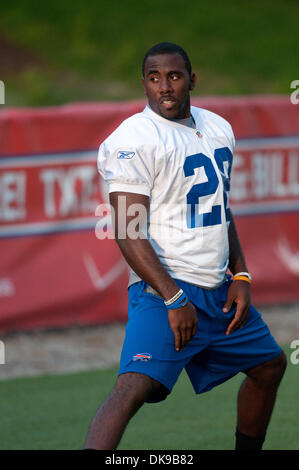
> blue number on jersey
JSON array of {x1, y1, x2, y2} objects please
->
[
  {"x1": 183, "y1": 147, "x2": 233, "y2": 228},
  {"x1": 214, "y1": 147, "x2": 233, "y2": 222}
]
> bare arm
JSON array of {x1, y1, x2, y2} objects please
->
[
  {"x1": 110, "y1": 191, "x2": 198, "y2": 351},
  {"x1": 223, "y1": 210, "x2": 251, "y2": 335},
  {"x1": 228, "y1": 211, "x2": 248, "y2": 275},
  {"x1": 110, "y1": 192, "x2": 179, "y2": 300}
]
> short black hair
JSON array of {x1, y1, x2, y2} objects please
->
[{"x1": 142, "y1": 42, "x2": 192, "y2": 77}]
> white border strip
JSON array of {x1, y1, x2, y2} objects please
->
[
  {"x1": 0, "y1": 150, "x2": 97, "y2": 168},
  {"x1": 236, "y1": 136, "x2": 299, "y2": 150},
  {"x1": 0, "y1": 216, "x2": 102, "y2": 238},
  {"x1": 0, "y1": 136, "x2": 298, "y2": 168},
  {"x1": 231, "y1": 200, "x2": 299, "y2": 216},
  {"x1": 1, "y1": 202, "x2": 298, "y2": 238}
]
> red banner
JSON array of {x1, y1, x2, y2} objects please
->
[
  {"x1": 0, "y1": 96, "x2": 298, "y2": 332},
  {"x1": 231, "y1": 136, "x2": 299, "y2": 304}
]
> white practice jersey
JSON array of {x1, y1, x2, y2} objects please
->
[{"x1": 98, "y1": 105, "x2": 235, "y2": 288}]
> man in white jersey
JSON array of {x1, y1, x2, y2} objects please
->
[{"x1": 84, "y1": 43, "x2": 286, "y2": 451}]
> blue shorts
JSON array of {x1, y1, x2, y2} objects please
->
[{"x1": 118, "y1": 277, "x2": 282, "y2": 401}]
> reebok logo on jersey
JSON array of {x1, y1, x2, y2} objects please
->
[
  {"x1": 132, "y1": 353, "x2": 152, "y2": 362},
  {"x1": 117, "y1": 151, "x2": 135, "y2": 159}
]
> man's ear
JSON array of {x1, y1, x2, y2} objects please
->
[
  {"x1": 142, "y1": 77, "x2": 147, "y2": 96},
  {"x1": 189, "y1": 72, "x2": 196, "y2": 91}
]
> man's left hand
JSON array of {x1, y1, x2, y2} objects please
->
[{"x1": 223, "y1": 280, "x2": 251, "y2": 335}]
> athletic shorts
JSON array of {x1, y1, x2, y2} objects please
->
[{"x1": 118, "y1": 277, "x2": 282, "y2": 401}]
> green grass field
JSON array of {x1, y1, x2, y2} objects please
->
[
  {"x1": 0, "y1": 345, "x2": 297, "y2": 450},
  {"x1": 0, "y1": 0, "x2": 297, "y2": 105}
]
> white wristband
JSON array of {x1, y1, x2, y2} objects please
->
[
  {"x1": 233, "y1": 272, "x2": 252, "y2": 281},
  {"x1": 164, "y1": 289, "x2": 184, "y2": 306}
]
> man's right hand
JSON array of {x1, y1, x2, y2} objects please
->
[{"x1": 168, "y1": 302, "x2": 198, "y2": 352}]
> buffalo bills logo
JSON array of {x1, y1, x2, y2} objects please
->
[{"x1": 132, "y1": 353, "x2": 152, "y2": 362}]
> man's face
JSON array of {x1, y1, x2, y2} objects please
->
[{"x1": 142, "y1": 53, "x2": 196, "y2": 120}]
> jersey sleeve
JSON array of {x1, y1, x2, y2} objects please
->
[
  {"x1": 229, "y1": 126, "x2": 236, "y2": 154},
  {"x1": 220, "y1": 118, "x2": 235, "y2": 155},
  {"x1": 97, "y1": 139, "x2": 155, "y2": 197}
]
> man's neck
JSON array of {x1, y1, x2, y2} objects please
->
[
  {"x1": 147, "y1": 104, "x2": 195, "y2": 128},
  {"x1": 169, "y1": 115, "x2": 196, "y2": 128}
]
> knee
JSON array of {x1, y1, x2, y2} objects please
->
[
  {"x1": 112, "y1": 372, "x2": 167, "y2": 409},
  {"x1": 247, "y1": 351, "x2": 287, "y2": 389},
  {"x1": 113, "y1": 373, "x2": 149, "y2": 407},
  {"x1": 263, "y1": 352, "x2": 287, "y2": 386},
  {"x1": 271, "y1": 351, "x2": 287, "y2": 384}
]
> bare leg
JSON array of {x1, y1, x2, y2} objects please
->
[
  {"x1": 237, "y1": 351, "x2": 287, "y2": 440},
  {"x1": 83, "y1": 372, "x2": 165, "y2": 450}
]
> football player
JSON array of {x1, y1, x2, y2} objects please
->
[{"x1": 84, "y1": 43, "x2": 286, "y2": 451}]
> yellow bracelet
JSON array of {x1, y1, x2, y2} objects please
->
[{"x1": 233, "y1": 275, "x2": 251, "y2": 284}]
